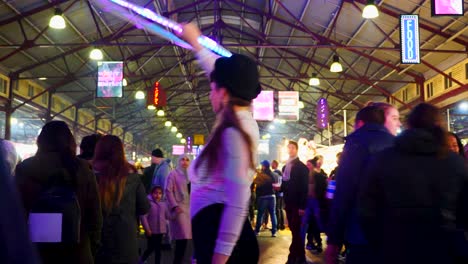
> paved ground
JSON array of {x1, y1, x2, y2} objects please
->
[
  {"x1": 139, "y1": 229, "x2": 326, "y2": 264},
  {"x1": 257, "y1": 228, "x2": 325, "y2": 264}
]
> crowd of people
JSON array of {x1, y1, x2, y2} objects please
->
[{"x1": 0, "y1": 22, "x2": 467, "y2": 264}]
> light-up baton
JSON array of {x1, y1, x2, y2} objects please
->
[{"x1": 102, "y1": 0, "x2": 232, "y2": 57}]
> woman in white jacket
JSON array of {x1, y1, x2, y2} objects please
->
[
  {"x1": 165, "y1": 154, "x2": 192, "y2": 264},
  {"x1": 180, "y1": 23, "x2": 261, "y2": 264}
]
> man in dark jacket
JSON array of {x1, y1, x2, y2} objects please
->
[
  {"x1": 325, "y1": 105, "x2": 395, "y2": 264},
  {"x1": 142, "y1": 149, "x2": 171, "y2": 193},
  {"x1": 282, "y1": 141, "x2": 309, "y2": 264}
]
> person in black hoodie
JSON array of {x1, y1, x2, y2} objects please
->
[
  {"x1": 358, "y1": 103, "x2": 468, "y2": 264},
  {"x1": 282, "y1": 141, "x2": 309, "y2": 264},
  {"x1": 303, "y1": 157, "x2": 328, "y2": 253}
]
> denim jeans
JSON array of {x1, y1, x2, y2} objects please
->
[
  {"x1": 301, "y1": 197, "x2": 322, "y2": 245},
  {"x1": 255, "y1": 195, "x2": 277, "y2": 234}
]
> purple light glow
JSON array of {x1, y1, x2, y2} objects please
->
[
  {"x1": 316, "y1": 98, "x2": 329, "y2": 130},
  {"x1": 106, "y1": 0, "x2": 231, "y2": 56}
]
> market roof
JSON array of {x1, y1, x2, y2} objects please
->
[{"x1": 0, "y1": 0, "x2": 466, "y2": 150}]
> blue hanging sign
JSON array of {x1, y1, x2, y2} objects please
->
[{"x1": 400, "y1": 15, "x2": 420, "y2": 64}]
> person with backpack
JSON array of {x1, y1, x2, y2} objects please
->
[
  {"x1": 93, "y1": 135, "x2": 150, "y2": 264},
  {"x1": 15, "y1": 121, "x2": 102, "y2": 264}
]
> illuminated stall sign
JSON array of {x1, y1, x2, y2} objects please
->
[
  {"x1": 252, "y1": 91, "x2": 274, "y2": 121},
  {"x1": 400, "y1": 15, "x2": 420, "y2": 64},
  {"x1": 316, "y1": 98, "x2": 329, "y2": 130},
  {"x1": 152, "y1": 82, "x2": 167, "y2": 107},
  {"x1": 431, "y1": 0, "x2": 464, "y2": 16},
  {"x1": 97, "y1": 61, "x2": 124, "y2": 98},
  {"x1": 147, "y1": 81, "x2": 167, "y2": 108},
  {"x1": 172, "y1": 145, "x2": 185, "y2": 155},
  {"x1": 278, "y1": 91, "x2": 299, "y2": 121}
]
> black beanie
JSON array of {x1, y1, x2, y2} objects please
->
[
  {"x1": 210, "y1": 54, "x2": 261, "y2": 101},
  {"x1": 151, "y1": 149, "x2": 164, "y2": 158}
]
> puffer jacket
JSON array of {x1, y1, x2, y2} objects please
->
[{"x1": 141, "y1": 195, "x2": 170, "y2": 234}]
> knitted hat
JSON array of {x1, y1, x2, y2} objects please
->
[
  {"x1": 261, "y1": 160, "x2": 270, "y2": 168},
  {"x1": 210, "y1": 54, "x2": 261, "y2": 101},
  {"x1": 151, "y1": 149, "x2": 164, "y2": 158}
]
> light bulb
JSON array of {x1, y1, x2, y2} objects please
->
[
  {"x1": 459, "y1": 102, "x2": 468, "y2": 111},
  {"x1": 171, "y1": 126, "x2": 177, "y2": 133},
  {"x1": 176, "y1": 133, "x2": 182, "y2": 138},
  {"x1": 165, "y1": 121, "x2": 172, "y2": 127},
  {"x1": 135, "y1": 91, "x2": 145, "y2": 99},
  {"x1": 299, "y1": 101, "x2": 305, "y2": 109},
  {"x1": 309, "y1": 73, "x2": 320, "y2": 86},
  {"x1": 122, "y1": 78, "x2": 128, "y2": 86},
  {"x1": 49, "y1": 9, "x2": 66, "y2": 29},
  {"x1": 330, "y1": 55, "x2": 343, "y2": 73},
  {"x1": 89, "y1": 48, "x2": 103, "y2": 60},
  {"x1": 147, "y1": 105, "x2": 156, "y2": 110},
  {"x1": 362, "y1": 1, "x2": 379, "y2": 19},
  {"x1": 157, "y1": 110, "x2": 165, "y2": 117},
  {"x1": 181, "y1": 138, "x2": 187, "y2": 144}
]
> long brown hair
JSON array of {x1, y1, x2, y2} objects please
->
[
  {"x1": 93, "y1": 135, "x2": 129, "y2": 211},
  {"x1": 37, "y1": 121, "x2": 78, "y2": 182},
  {"x1": 195, "y1": 95, "x2": 255, "y2": 172}
]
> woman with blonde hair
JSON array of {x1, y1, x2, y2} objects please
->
[{"x1": 93, "y1": 135, "x2": 149, "y2": 264}]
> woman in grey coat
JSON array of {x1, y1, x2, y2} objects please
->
[{"x1": 165, "y1": 155, "x2": 192, "y2": 264}]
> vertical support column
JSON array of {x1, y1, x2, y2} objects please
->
[
  {"x1": 5, "y1": 73, "x2": 17, "y2": 140},
  {"x1": 328, "y1": 123, "x2": 331, "y2": 146},
  {"x1": 94, "y1": 116, "x2": 99, "y2": 133},
  {"x1": 446, "y1": 108, "x2": 451, "y2": 131},
  {"x1": 45, "y1": 91, "x2": 53, "y2": 122},
  {"x1": 109, "y1": 121, "x2": 114, "y2": 135},
  {"x1": 343, "y1": 109, "x2": 347, "y2": 138},
  {"x1": 418, "y1": 77, "x2": 425, "y2": 103},
  {"x1": 73, "y1": 106, "x2": 80, "y2": 135}
]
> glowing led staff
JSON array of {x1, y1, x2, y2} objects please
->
[{"x1": 108, "y1": 0, "x2": 232, "y2": 57}]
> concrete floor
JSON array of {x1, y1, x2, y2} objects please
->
[
  {"x1": 139, "y1": 229, "x2": 326, "y2": 264},
  {"x1": 257, "y1": 229, "x2": 325, "y2": 264}
]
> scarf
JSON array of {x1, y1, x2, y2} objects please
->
[{"x1": 282, "y1": 156, "x2": 298, "y2": 181}]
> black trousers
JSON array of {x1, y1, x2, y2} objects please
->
[
  {"x1": 276, "y1": 195, "x2": 285, "y2": 229},
  {"x1": 141, "y1": 234, "x2": 163, "y2": 264},
  {"x1": 192, "y1": 204, "x2": 259, "y2": 264},
  {"x1": 285, "y1": 207, "x2": 306, "y2": 263},
  {"x1": 173, "y1": 239, "x2": 188, "y2": 264}
]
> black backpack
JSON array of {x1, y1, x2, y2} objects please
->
[{"x1": 28, "y1": 168, "x2": 81, "y2": 243}]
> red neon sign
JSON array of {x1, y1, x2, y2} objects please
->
[{"x1": 153, "y1": 82, "x2": 160, "y2": 106}]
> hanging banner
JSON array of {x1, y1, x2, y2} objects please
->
[
  {"x1": 400, "y1": 15, "x2": 420, "y2": 64},
  {"x1": 193, "y1": 134, "x2": 205, "y2": 145},
  {"x1": 252, "y1": 91, "x2": 274, "y2": 121},
  {"x1": 172, "y1": 145, "x2": 185, "y2": 155},
  {"x1": 278, "y1": 91, "x2": 299, "y2": 121},
  {"x1": 431, "y1": 0, "x2": 464, "y2": 16},
  {"x1": 316, "y1": 98, "x2": 329, "y2": 130},
  {"x1": 97, "y1": 61, "x2": 123, "y2": 98}
]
